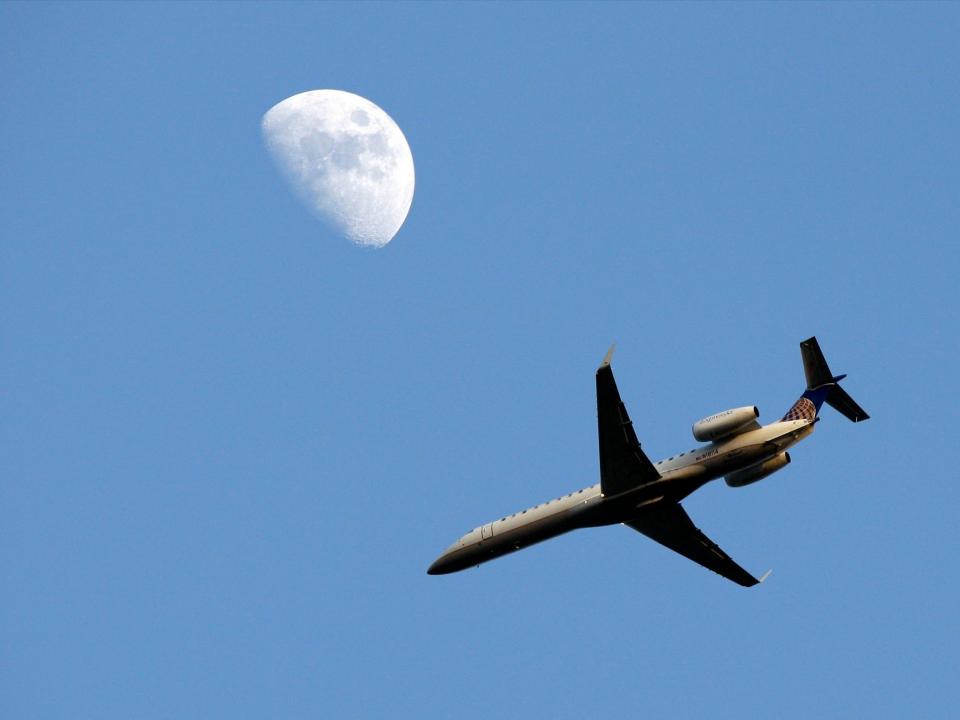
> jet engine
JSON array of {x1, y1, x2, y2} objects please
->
[
  {"x1": 725, "y1": 452, "x2": 791, "y2": 487},
  {"x1": 692, "y1": 406, "x2": 759, "y2": 442}
]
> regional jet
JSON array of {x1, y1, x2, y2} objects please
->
[{"x1": 427, "y1": 337, "x2": 868, "y2": 586}]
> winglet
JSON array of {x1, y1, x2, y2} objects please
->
[
  {"x1": 601, "y1": 343, "x2": 616, "y2": 368},
  {"x1": 758, "y1": 569, "x2": 773, "y2": 584}
]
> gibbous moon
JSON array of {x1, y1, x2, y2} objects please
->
[{"x1": 262, "y1": 90, "x2": 415, "y2": 248}]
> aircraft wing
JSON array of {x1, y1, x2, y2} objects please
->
[
  {"x1": 624, "y1": 503, "x2": 763, "y2": 587},
  {"x1": 596, "y1": 347, "x2": 660, "y2": 497}
]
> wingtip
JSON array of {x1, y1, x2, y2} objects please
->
[
  {"x1": 601, "y1": 343, "x2": 616, "y2": 367},
  {"x1": 758, "y1": 569, "x2": 773, "y2": 584}
]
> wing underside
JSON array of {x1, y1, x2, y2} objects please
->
[
  {"x1": 596, "y1": 350, "x2": 660, "y2": 496},
  {"x1": 625, "y1": 503, "x2": 762, "y2": 587}
]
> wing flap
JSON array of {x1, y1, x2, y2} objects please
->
[{"x1": 625, "y1": 503, "x2": 761, "y2": 587}]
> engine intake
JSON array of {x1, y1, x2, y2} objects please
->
[
  {"x1": 692, "y1": 406, "x2": 759, "y2": 442},
  {"x1": 725, "y1": 452, "x2": 791, "y2": 487}
]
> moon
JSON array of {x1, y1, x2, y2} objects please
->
[{"x1": 261, "y1": 90, "x2": 415, "y2": 248}]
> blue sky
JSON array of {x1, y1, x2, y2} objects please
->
[{"x1": 2, "y1": 3, "x2": 958, "y2": 718}]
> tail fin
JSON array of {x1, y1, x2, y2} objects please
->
[{"x1": 782, "y1": 337, "x2": 869, "y2": 422}]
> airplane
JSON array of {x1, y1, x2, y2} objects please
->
[{"x1": 427, "y1": 337, "x2": 868, "y2": 586}]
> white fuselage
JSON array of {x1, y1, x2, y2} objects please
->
[{"x1": 427, "y1": 418, "x2": 814, "y2": 574}]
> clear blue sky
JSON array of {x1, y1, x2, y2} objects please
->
[{"x1": 3, "y1": 3, "x2": 958, "y2": 718}]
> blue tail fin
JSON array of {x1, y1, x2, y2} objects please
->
[{"x1": 782, "y1": 337, "x2": 869, "y2": 423}]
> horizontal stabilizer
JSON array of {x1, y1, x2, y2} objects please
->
[
  {"x1": 796, "y1": 336, "x2": 870, "y2": 423},
  {"x1": 827, "y1": 384, "x2": 870, "y2": 423}
]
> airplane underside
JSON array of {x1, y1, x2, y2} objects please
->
[{"x1": 428, "y1": 337, "x2": 867, "y2": 586}]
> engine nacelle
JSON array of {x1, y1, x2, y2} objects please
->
[
  {"x1": 725, "y1": 452, "x2": 791, "y2": 488},
  {"x1": 692, "y1": 406, "x2": 759, "y2": 442}
]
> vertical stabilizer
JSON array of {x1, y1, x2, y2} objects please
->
[
  {"x1": 784, "y1": 337, "x2": 869, "y2": 423},
  {"x1": 800, "y1": 337, "x2": 834, "y2": 389}
]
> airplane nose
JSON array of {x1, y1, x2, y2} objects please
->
[{"x1": 427, "y1": 554, "x2": 452, "y2": 575}]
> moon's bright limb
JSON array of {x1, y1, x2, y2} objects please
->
[{"x1": 262, "y1": 90, "x2": 415, "y2": 248}]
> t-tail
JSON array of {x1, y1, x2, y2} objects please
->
[{"x1": 782, "y1": 336, "x2": 870, "y2": 423}]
